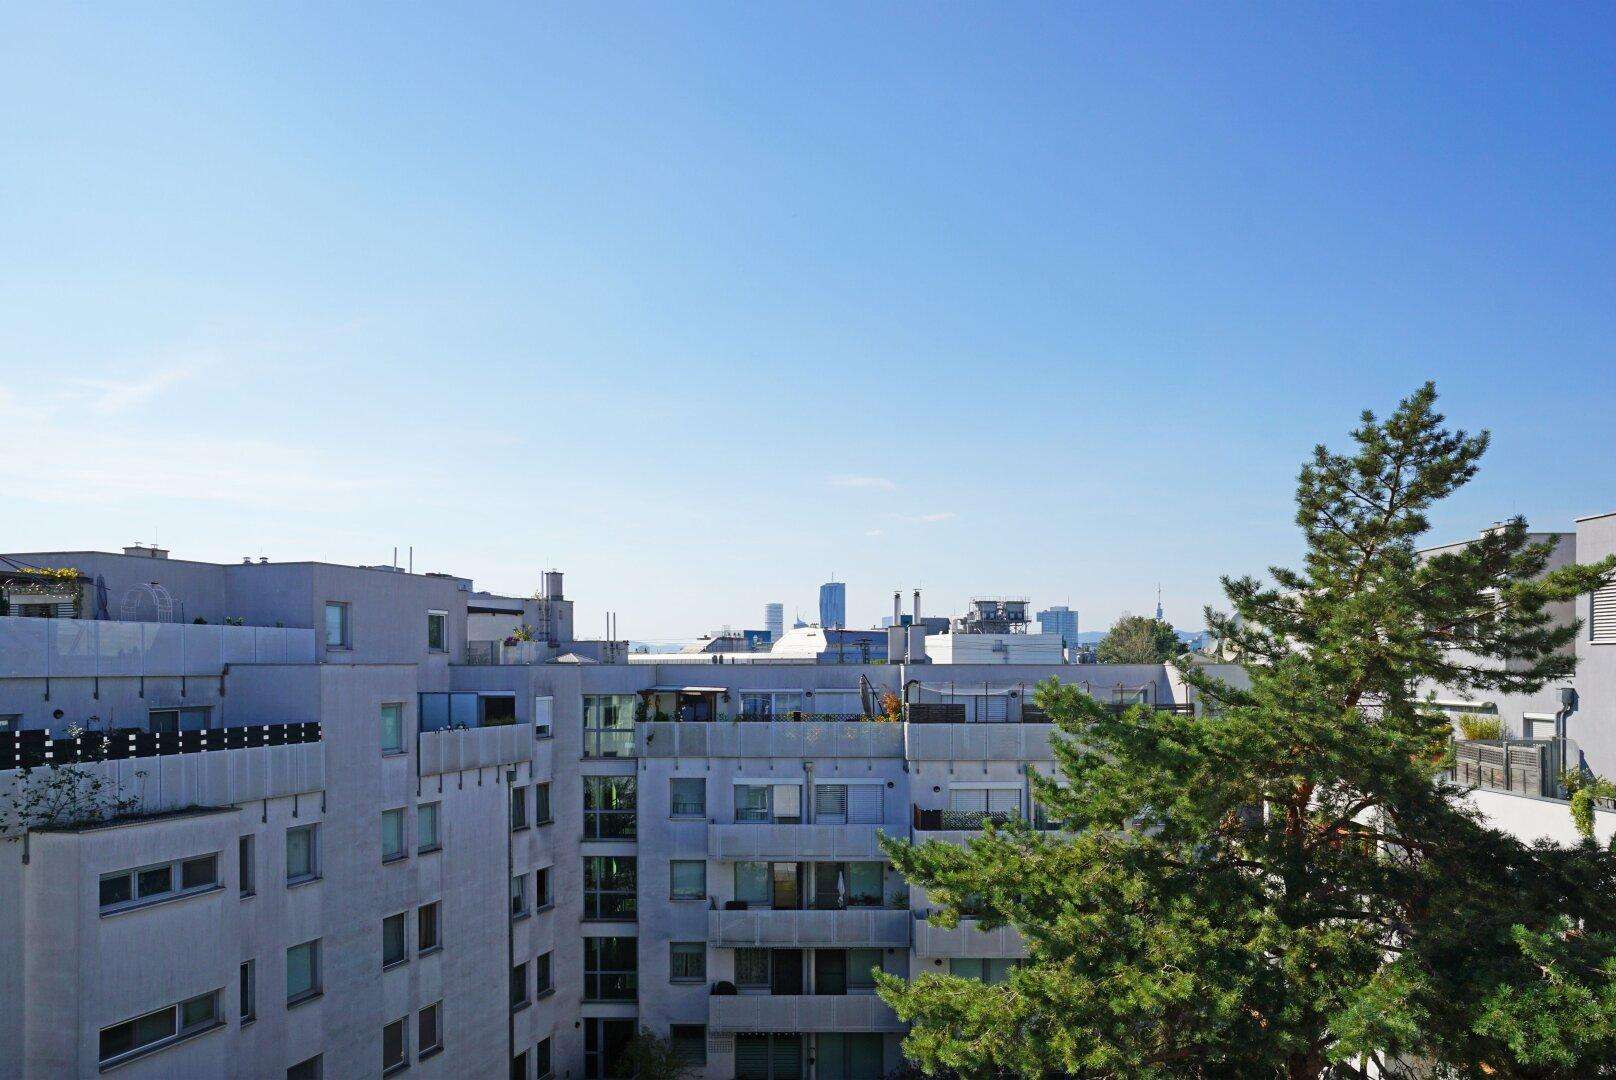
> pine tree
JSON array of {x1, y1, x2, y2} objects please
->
[{"x1": 879, "y1": 384, "x2": 1616, "y2": 1078}]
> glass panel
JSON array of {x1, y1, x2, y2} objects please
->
[
  {"x1": 771, "y1": 863, "x2": 801, "y2": 910},
  {"x1": 137, "y1": 865, "x2": 173, "y2": 898},
  {"x1": 735, "y1": 862, "x2": 769, "y2": 906},
  {"x1": 848, "y1": 1033, "x2": 884, "y2": 1079},
  {"x1": 670, "y1": 778, "x2": 705, "y2": 816},
  {"x1": 180, "y1": 992, "x2": 216, "y2": 1030},
  {"x1": 819, "y1": 1035, "x2": 848, "y2": 1080},
  {"x1": 848, "y1": 863, "x2": 883, "y2": 907},
  {"x1": 449, "y1": 693, "x2": 479, "y2": 729},
  {"x1": 418, "y1": 804, "x2": 439, "y2": 849},
  {"x1": 380, "y1": 704, "x2": 403, "y2": 751},
  {"x1": 771, "y1": 949, "x2": 803, "y2": 994},
  {"x1": 735, "y1": 948, "x2": 768, "y2": 987},
  {"x1": 181, "y1": 855, "x2": 217, "y2": 890},
  {"x1": 815, "y1": 784, "x2": 848, "y2": 823},
  {"x1": 100, "y1": 873, "x2": 132, "y2": 907},
  {"x1": 815, "y1": 949, "x2": 847, "y2": 995},
  {"x1": 287, "y1": 827, "x2": 315, "y2": 879},
  {"x1": 287, "y1": 942, "x2": 318, "y2": 999},
  {"x1": 383, "y1": 913, "x2": 407, "y2": 965},
  {"x1": 383, "y1": 1018, "x2": 407, "y2": 1067},
  {"x1": 735, "y1": 785, "x2": 770, "y2": 823},
  {"x1": 584, "y1": 856, "x2": 637, "y2": 920},
  {"x1": 419, "y1": 693, "x2": 450, "y2": 732},
  {"x1": 671, "y1": 860, "x2": 706, "y2": 899},
  {"x1": 771, "y1": 1034, "x2": 803, "y2": 1080},
  {"x1": 324, "y1": 604, "x2": 345, "y2": 646},
  {"x1": 849, "y1": 949, "x2": 882, "y2": 990},
  {"x1": 670, "y1": 942, "x2": 705, "y2": 981},
  {"x1": 382, "y1": 811, "x2": 405, "y2": 858}
]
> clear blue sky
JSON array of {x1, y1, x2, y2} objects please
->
[{"x1": 3, "y1": 4, "x2": 1613, "y2": 640}]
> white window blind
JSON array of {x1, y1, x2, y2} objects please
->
[
  {"x1": 847, "y1": 786, "x2": 882, "y2": 824},
  {"x1": 1594, "y1": 583, "x2": 1616, "y2": 643},
  {"x1": 815, "y1": 785, "x2": 848, "y2": 823},
  {"x1": 950, "y1": 788, "x2": 1020, "y2": 814}
]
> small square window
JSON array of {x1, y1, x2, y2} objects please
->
[
  {"x1": 383, "y1": 1016, "x2": 409, "y2": 1073},
  {"x1": 670, "y1": 942, "x2": 705, "y2": 982},
  {"x1": 381, "y1": 703, "x2": 404, "y2": 753},
  {"x1": 287, "y1": 825, "x2": 319, "y2": 884},
  {"x1": 670, "y1": 860, "x2": 706, "y2": 900},
  {"x1": 418, "y1": 901, "x2": 441, "y2": 953},
  {"x1": 670, "y1": 777, "x2": 706, "y2": 817}
]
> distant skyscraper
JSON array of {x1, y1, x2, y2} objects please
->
[
  {"x1": 1037, "y1": 605, "x2": 1079, "y2": 646},
  {"x1": 764, "y1": 602, "x2": 784, "y2": 642},
  {"x1": 819, "y1": 581, "x2": 846, "y2": 629}
]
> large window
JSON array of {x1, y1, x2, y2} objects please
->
[
  {"x1": 814, "y1": 783, "x2": 883, "y2": 825},
  {"x1": 740, "y1": 692, "x2": 805, "y2": 719},
  {"x1": 99, "y1": 854, "x2": 218, "y2": 912},
  {"x1": 584, "y1": 937, "x2": 638, "y2": 1001},
  {"x1": 147, "y1": 706, "x2": 212, "y2": 733},
  {"x1": 584, "y1": 1018, "x2": 636, "y2": 1080},
  {"x1": 811, "y1": 862, "x2": 886, "y2": 909},
  {"x1": 946, "y1": 786, "x2": 1021, "y2": 828},
  {"x1": 286, "y1": 940, "x2": 321, "y2": 1004},
  {"x1": 670, "y1": 860, "x2": 706, "y2": 900},
  {"x1": 584, "y1": 855, "x2": 636, "y2": 920},
  {"x1": 670, "y1": 942, "x2": 705, "y2": 982},
  {"x1": 324, "y1": 602, "x2": 350, "y2": 648},
  {"x1": 582, "y1": 694, "x2": 637, "y2": 758},
  {"x1": 735, "y1": 861, "x2": 803, "y2": 910},
  {"x1": 286, "y1": 824, "x2": 319, "y2": 884},
  {"x1": 98, "y1": 990, "x2": 222, "y2": 1067},
  {"x1": 735, "y1": 782, "x2": 802, "y2": 824},
  {"x1": 584, "y1": 776, "x2": 637, "y2": 839},
  {"x1": 670, "y1": 777, "x2": 706, "y2": 817},
  {"x1": 736, "y1": 1034, "x2": 803, "y2": 1080},
  {"x1": 380, "y1": 704, "x2": 404, "y2": 753},
  {"x1": 382, "y1": 809, "x2": 407, "y2": 861},
  {"x1": 949, "y1": 957, "x2": 1019, "y2": 984},
  {"x1": 814, "y1": 948, "x2": 883, "y2": 995},
  {"x1": 816, "y1": 1034, "x2": 884, "y2": 1079}
]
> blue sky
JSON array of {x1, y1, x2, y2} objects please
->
[{"x1": 3, "y1": 4, "x2": 1613, "y2": 640}]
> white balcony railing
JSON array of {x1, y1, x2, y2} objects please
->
[
  {"x1": 708, "y1": 823, "x2": 892, "y2": 861},
  {"x1": 418, "y1": 725, "x2": 535, "y2": 776},
  {"x1": 0, "y1": 617, "x2": 315, "y2": 678},
  {"x1": 709, "y1": 993, "x2": 904, "y2": 1033},
  {"x1": 903, "y1": 722, "x2": 1055, "y2": 762},
  {"x1": 709, "y1": 908, "x2": 911, "y2": 947},
  {"x1": 912, "y1": 918, "x2": 1026, "y2": 959}
]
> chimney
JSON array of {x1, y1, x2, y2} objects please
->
[
  {"x1": 913, "y1": 588, "x2": 921, "y2": 622},
  {"x1": 893, "y1": 591, "x2": 901, "y2": 625}
]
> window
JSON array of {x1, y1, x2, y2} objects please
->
[
  {"x1": 734, "y1": 948, "x2": 769, "y2": 989},
  {"x1": 947, "y1": 786, "x2": 1021, "y2": 827},
  {"x1": 817, "y1": 1033, "x2": 885, "y2": 1079},
  {"x1": 534, "y1": 950, "x2": 553, "y2": 995},
  {"x1": 534, "y1": 695, "x2": 554, "y2": 738},
  {"x1": 99, "y1": 853, "x2": 219, "y2": 912},
  {"x1": 480, "y1": 693, "x2": 518, "y2": 726},
  {"x1": 741, "y1": 692, "x2": 804, "y2": 719},
  {"x1": 287, "y1": 1056, "x2": 323, "y2": 1079},
  {"x1": 240, "y1": 960, "x2": 256, "y2": 1022},
  {"x1": 418, "y1": 1001, "x2": 442, "y2": 1058},
  {"x1": 535, "y1": 1037, "x2": 552, "y2": 1079},
  {"x1": 584, "y1": 855, "x2": 636, "y2": 920},
  {"x1": 239, "y1": 835, "x2": 255, "y2": 897},
  {"x1": 383, "y1": 1016, "x2": 409, "y2": 1074},
  {"x1": 582, "y1": 694, "x2": 637, "y2": 757},
  {"x1": 735, "y1": 1033, "x2": 803, "y2": 1080},
  {"x1": 381, "y1": 703, "x2": 404, "y2": 753},
  {"x1": 147, "y1": 706, "x2": 212, "y2": 733},
  {"x1": 382, "y1": 808, "x2": 407, "y2": 861},
  {"x1": 513, "y1": 1050, "x2": 529, "y2": 1080},
  {"x1": 383, "y1": 912, "x2": 408, "y2": 968},
  {"x1": 511, "y1": 961, "x2": 530, "y2": 1010},
  {"x1": 736, "y1": 782, "x2": 802, "y2": 824},
  {"x1": 670, "y1": 942, "x2": 705, "y2": 982},
  {"x1": 533, "y1": 781, "x2": 551, "y2": 824},
  {"x1": 671, "y1": 1025, "x2": 707, "y2": 1066},
  {"x1": 511, "y1": 874, "x2": 530, "y2": 919},
  {"x1": 427, "y1": 610, "x2": 447, "y2": 652},
  {"x1": 670, "y1": 777, "x2": 706, "y2": 817},
  {"x1": 584, "y1": 776, "x2": 636, "y2": 839},
  {"x1": 418, "y1": 901, "x2": 441, "y2": 953},
  {"x1": 1596, "y1": 581, "x2": 1616, "y2": 643},
  {"x1": 535, "y1": 866, "x2": 552, "y2": 909},
  {"x1": 670, "y1": 860, "x2": 706, "y2": 900},
  {"x1": 286, "y1": 940, "x2": 321, "y2": 1004},
  {"x1": 286, "y1": 824, "x2": 319, "y2": 884},
  {"x1": 98, "y1": 990, "x2": 221, "y2": 1066},
  {"x1": 418, "y1": 802, "x2": 440, "y2": 852},
  {"x1": 511, "y1": 786, "x2": 529, "y2": 830},
  {"x1": 584, "y1": 936, "x2": 638, "y2": 1001},
  {"x1": 324, "y1": 601, "x2": 350, "y2": 648},
  {"x1": 948, "y1": 957, "x2": 1018, "y2": 984},
  {"x1": 813, "y1": 862, "x2": 885, "y2": 909},
  {"x1": 584, "y1": 1019, "x2": 636, "y2": 1080},
  {"x1": 735, "y1": 861, "x2": 770, "y2": 907},
  {"x1": 815, "y1": 783, "x2": 883, "y2": 825}
]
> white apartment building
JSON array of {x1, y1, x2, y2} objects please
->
[{"x1": 0, "y1": 545, "x2": 1231, "y2": 1079}]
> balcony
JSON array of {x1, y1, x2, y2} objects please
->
[
  {"x1": 912, "y1": 918, "x2": 1025, "y2": 959},
  {"x1": 637, "y1": 721, "x2": 905, "y2": 760},
  {"x1": 418, "y1": 724, "x2": 534, "y2": 776},
  {"x1": 1454, "y1": 739, "x2": 1556, "y2": 798},
  {"x1": 0, "y1": 616, "x2": 315, "y2": 678},
  {"x1": 903, "y1": 723, "x2": 1054, "y2": 762},
  {"x1": 708, "y1": 908, "x2": 911, "y2": 947},
  {"x1": 708, "y1": 823, "x2": 891, "y2": 861},
  {"x1": 709, "y1": 993, "x2": 904, "y2": 1033},
  {"x1": 912, "y1": 807, "x2": 1020, "y2": 831}
]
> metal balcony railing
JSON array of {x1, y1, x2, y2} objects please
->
[
  {"x1": 0, "y1": 722, "x2": 322, "y2": 771},
  {"x1": 912, "y1": 807, "x2": 1020, "y2": 831}
]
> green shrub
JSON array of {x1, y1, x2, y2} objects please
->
[{"x1": 1457, "y1": 714, "x2": 1506, "y2": 741}]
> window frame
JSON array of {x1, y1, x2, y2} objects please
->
[
  {"x1": 511, "y1": 960, "x2": 531, "y2": 1011},
  {"x1": 418, "y1": 900, "x2": 441, "y2": 955},
  {"x1": 286, "y1": 939, "x2": 322, "y2": 1006},
  {"x1": 669, "y1": 777, "x2": 706, "y2": 817},
  {"x1": 382, "y1": 911, "x2": 409, "y2": 970},
  {"x1": 670, "y1": 1024, "x2": 708, "y2": 1067},
  {"x1": 97, "y1": 990, "x2": 223, "y2": 1068},
  {"x1": 380, "y1": 702, "x2": 405, "y2": 754},
  {"x1": 382, "y1": 808, "x2": 408, "y2": 863},
  {"x1": 99, "y1": 853, "x2": 220, "y2": 914},
  {"x1": 426, "y1": 609, "x2": 448, "y2": 653},
  {"x1": 323, "y1": 601, "x2": 351, "y2": 649},
  {"x1": 583, "y1": 854, "x2": 637, "y2": 921},
  {"x1": 382, "y1": 1015, "x2": 410, "y2": 1075},
  {"x1": 669, "y1": 859, "x2": 707, "y2": 901},
  {"x1": 534, "y1": 950, "x2": 553, "y2": 996},
  {"x1": 238, "y1": 835, "x2": 256, "y2": 898},
  {"x1": 286, "y1": 824, "x2": 320, "y2": 885},
  {"x1": 669, "y1": 942, "x2": 706, "y2": 983},
  {"x1": 418, "y1": 1001, "x2": 443, "y2": 1059},
  {"x1": 583, "y1": 775, "x2": 637, "y2": 840},
  {"x1": 240, "y1": 959, "x2": 256, "y2": 1023},
  {"x1": 417, "y1": 802, "x2": 441, "y2": 853}
]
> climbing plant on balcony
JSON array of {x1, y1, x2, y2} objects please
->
[{"x1": 878, "y1": 384, "x2": 1616, "y2": 1078}]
